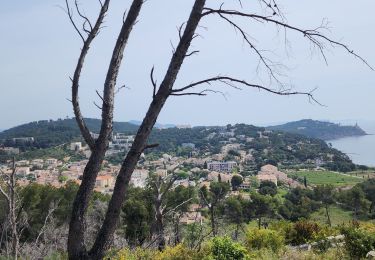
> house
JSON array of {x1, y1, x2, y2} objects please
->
[
  {"x1": 16, "y1": 167, "x2": 30, "y2": 177},
  {"x1": 207, "y1": 172, "x2": 232, "y2": 183},
  {"x1": 96, "y1": 175, "x2": 114, "y2": 188},
  {"x1": 70, "y1": 142, "x2": 82, "y2": 151},
  {"x1": 45, "y1": 158, "x2": 58, "y2": 165},
  {"x1": 15, "y1": 160, "x2": 29, "y2": 167},
  {"x1": 207, "y1": 161, "x2": 237, "y2": 172},
  {"x1": 180, "y1": 204, "x2": 204, "y2": 224},
  {"x1": 130, "y1": 169, "x2": 149, "y2": 188},
  {"x1": 256, "y1": 173, "x2": 278, "y2": 185},
  {"x1": 0, "y1": 147, "x2": 20, "y2": 155}
]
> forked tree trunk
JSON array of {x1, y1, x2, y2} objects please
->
[
  {"x1": 67, "y1": 0, "x2": 144, "y2": 259},
  {"x1": 88, "y1": 1, "x2": 206, "y2": 258}
]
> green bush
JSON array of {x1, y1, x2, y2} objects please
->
[
  {"x1": 245, "y1": 227, "x2": 285, "y2": 253},
  {"x1": 341, "y1": 226, "x2": 375, "y2": 259},
  {"x1": 210, "y1": 236, "x2": 249, "y2": 260},
  {"x1": 287, "y1": 220, "x2": 321, "y2": 245}
]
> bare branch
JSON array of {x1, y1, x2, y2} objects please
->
[
  {"x1": 74, "y1": 0, "x2": 93, "y2": 32},
  {"x1": 185, "y1": 50, "x2": 200, "y2": 57},
  {"x1": 150, "y1": 66, "x2": 157, "y2": 98},
  {"x1": 65, "y1": 0, "x2": 85, "y2": 42},
  {"x1": 202, "y1": 8, "x2": 373, "y2": 70},
  {"x1": 172, "y1": 76, "x2": 322, "y2": 105},
  {"x1": 143, "y1": 143, "x2": 159, "y2": 151},
  {"x1": 170, "y1": 89, "x2": 227, "y2": 100},
  {"x1": 69, "y1": 0, "x2": 110, "y2": 151},
  {"x1": 163, "y1": 198, "x2": 193, "y2": 216}
]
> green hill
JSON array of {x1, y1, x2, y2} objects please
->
[
  {"x1": 0, "y1": 118, "x2": 138, "y2": 148},
  {"x1": 267, "y1": 119, "x2": 367, "y2": 140},
  {"x1": 147, "y1": 124, "x2": 356, "y2": 172},
  {"x1": 0, "y1": 120, "x2": 357, "y2": 172}
]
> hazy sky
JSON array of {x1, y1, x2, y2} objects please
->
[{"x1": 0, "y1": 0, "x2": 374, "y2": 130}]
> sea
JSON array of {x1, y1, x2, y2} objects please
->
[{"x1": 328, "y1": 121, "x2": 375, "y2": 167}]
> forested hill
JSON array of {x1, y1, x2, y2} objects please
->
[
  {"x1": 267, "y1": 119, "x2": 367, "y2": 140},
  {"x1": 0, "y1": 120, "x2": 356, "y2": 171},
  {"x1": 0, "y1": 118, "x2": 138, "y2": 148}
]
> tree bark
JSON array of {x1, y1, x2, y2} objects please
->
[
  {"x1": 67, "y1": 1, "x2": 144, "y2": 259},
  {"x1": 325, "y1": 204, "x2": 331, "y2": 227},
  {"x1": 89, "y1": 1, "x2": 206, "y2": 258},
  {"x1": 210, "y1": 206, "x2": 216, "y2": 236}
]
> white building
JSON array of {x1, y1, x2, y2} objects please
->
[
  {"x1": 130, "y1": 169, "x2": 149, "y2": 188},
  {"x1": 70, "y1": 142, "x2": 82, "y2": 151},
  {"x1": 207, "y1": 161, "x2": 237, "y2": 172}
]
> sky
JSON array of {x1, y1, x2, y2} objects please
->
[{"x1": 0, "y1": 0, "x2": 374, "y2": 130}]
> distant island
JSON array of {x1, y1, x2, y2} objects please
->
[{"x1": 267, "y1": 119, "x2": 367, "y2": 140}]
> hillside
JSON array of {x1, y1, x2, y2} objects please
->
[
  {"x1": 267, "y1": 119, "x2": 367, "y2": 140},
  {"x1": 146, "y1": 124, "x2": 355, "y2": 172},
  {"x1": 0, "y1": 120, "x2": 356, "y2": 172},
  {"x1": 0, "y1": 118, "x2": 138, "y2": 148}
]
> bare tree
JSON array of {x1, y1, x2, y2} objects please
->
[
  {"x1": 148, "y1": 173, "x2": 193, "y2": 251},
  {"x1": 65, "y1": 0, "x2": 371, "y2": 259},
  {"x1": 0, "y1": 159, "x2": 26, "y2": 260}
]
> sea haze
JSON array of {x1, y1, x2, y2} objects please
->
[{"x1": 328, "y1": 121, "x2": 375, "y2": 167}]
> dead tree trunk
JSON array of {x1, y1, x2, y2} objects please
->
[
  {"x1": 89, "y1": 1, "x2": 206, "y2": 258},
  {"x1": 0, "y1": 159, "x2": 19, "y2": 260},
  {"x1": 66, "y1": 0, "x2": 144, "y2": 259}
]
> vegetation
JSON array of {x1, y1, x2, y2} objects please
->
[
  {"x1": 288, "y1": 171, "x2": 363, "y2": 187},
  {"x1": 268, "y1": 119, "x2": 367, "y2": 140},
  {"x1": 0, "y1": 118, "x2": 138, "y2": 149},
  {"x1": 2, "y1": 175, "x2": 375, "y2": 258}
]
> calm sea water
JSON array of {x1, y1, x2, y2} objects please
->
[{"x1": 328, "y1": 123, "x2": 375, "y2": 167}]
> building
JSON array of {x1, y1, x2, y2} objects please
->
[
  {"x1": 16, "y1": 167, "x2": 30, "y2": 177},
  {"x1": 95, "y1": 175, "x2": 114, "y2": 188},
  {"x1": 0, "y1": 147, "x2": 20, "y2": 155},
  {"x1": 16, "y1": 160, "x2": 29, "y2": 166},
  {"x1": 45, "y1": 158, "x2": 58, "y2": 165},
  {"x1": 12, "y1": 137, "x2": 34, "y2": 143},
  {"x1": 181, "y1": 143, "x2": 195, "y2": 149},
  {"x1": 130, "y1": 169, "x2": 149, "y2": 188},
  {"x1": 256, "y1": 173, "x2": 278, "y2": 185},
  {"x1": 207, "y1": 161, "x2": 237, "y2": 172},
  {"x1": 207, "y1": 172, "x2": 232, "y2": 183},
  {"x1": 70, "y1": 142, "x2": 82, "y2": 151}
]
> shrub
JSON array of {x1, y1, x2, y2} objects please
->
[
  {"x1": 287, "y1": 220, "x2": 321, "y2": 245},
  {"x1": 245, "y1": 227, "x2": 285, "y2": 253},
  {"x1": 341, "y1": 226, "x2": 375, "y2": 259},
  {"x1": 111, "y1": 247, "x2": 156, "y2": 260},
  {"x1": 154, "y1": 244, "x2": 205, "y2": 260},
  {"x1": 210, "y1": 236, "x2": 249, "y2": 260}
]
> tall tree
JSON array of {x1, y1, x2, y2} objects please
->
[
  {"x1": 314, "y1": 185, "x2": 335, "y2": 227},
  {"x1": 65, "y1": 0, "x2": 371, "y2": 258},
  {"x1": 0, "y1": 159, "x2": 20, "y2": 259},
  {"x1": 200, "y1": 182, "x2": 230, "y2": 236}
]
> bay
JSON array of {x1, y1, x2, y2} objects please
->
[{"x1": 328, "y1": 122, "x2": 375, "y2": 167}]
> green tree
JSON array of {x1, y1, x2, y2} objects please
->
[
  {"x1": 224, "y1": 196, "x2": 245, "y2": 240},
  {"x1": 200, "y1": 182, "x2": 230, "y2": 236},
  {"x1": 230, "y1": 175, "x2": 243, "y2": 191},
  {"x1": 259, "y1": 181, "x2": 277, "y2": 197},
  {"x1": 360, "y1": 179, "x2": 375, "y2": 215},
  {"x1": 313, "y1": 185, "x2": 335, "y2": 226}
]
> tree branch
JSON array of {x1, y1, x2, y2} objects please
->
[
  {"x1": 150, "y1": 66, "x2": 157, "y2": 98},
  {"x1": 172, "y1": 76, "x2": 322, "y2": 104},
  {"x1": 67, "y1": 0, "x2": 110, "y2": 151},
  {"x1": 202, "y1": 8, "x2": 373, "y2": 70}
]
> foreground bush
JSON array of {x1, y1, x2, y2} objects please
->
[
  {"x1": 341, "y1": 224, "x2": 375, "y2": 259},
  {"x1": 245, "y1": 227, "x2": 284, "y2": 253},
  {"x1": 210, "y1": 236, "x2": 249, "y2": 260}
]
